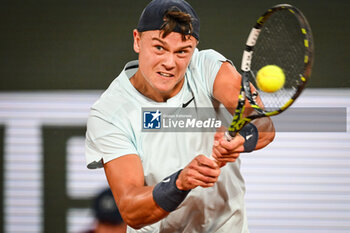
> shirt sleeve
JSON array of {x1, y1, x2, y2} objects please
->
[{"x1": 85, "y1": 114, "x2": 138, "y2": 169}]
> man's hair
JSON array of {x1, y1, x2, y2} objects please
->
[{"x1": 160, "y1": 8, "x2": 194, "y2": 41}]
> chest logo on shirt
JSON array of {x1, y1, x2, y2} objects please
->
[{"x1": 143, "y1": 110, "x2": 161, "y2": 129}]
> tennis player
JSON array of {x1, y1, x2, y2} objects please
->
[{"x1": 85, "y1": 0, "x2": 275, "y2": 232}]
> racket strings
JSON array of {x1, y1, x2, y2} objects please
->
[{"x1": 251, "y1": 9, "x2": 307, "y2": 111}]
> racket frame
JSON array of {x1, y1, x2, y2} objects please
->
[{"x1": 227, "y1": 4, "x2": 314, "y2": 137}]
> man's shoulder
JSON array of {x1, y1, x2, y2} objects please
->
[
  {"x1": 193, "y1": 48, "x2": 224, "y2": 58},
  {"x1": 190, "y1": 48, "x2": 227, "y2": 68},
  {"x1": 91, "y1": 88, "x2": 135, "y2": 121},
  {"x1": 90, "y1": 72, "x2": 137, "y2": 121}
]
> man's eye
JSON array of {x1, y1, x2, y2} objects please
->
[
  {"x1": 155, "y1": 46, "x2": 163, "y2": 51},
  {"x1": 178, "y1": 50, "x2": 188, "y2": 56}
]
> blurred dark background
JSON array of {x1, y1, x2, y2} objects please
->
[{"x1": 1, "y1": 0, "x2": 349, "y2": 90}]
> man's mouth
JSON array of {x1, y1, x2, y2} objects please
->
[{"x1": 158, "y1": 72, "x2": 174, "y2": 78}]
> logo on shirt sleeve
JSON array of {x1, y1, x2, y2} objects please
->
[{"x1": 143, "y1": 110, "x2": 161, "y2": 129}]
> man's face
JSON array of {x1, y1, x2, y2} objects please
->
[{"x1": 133, "y1": 30, "x2": 197, "y2": 101}]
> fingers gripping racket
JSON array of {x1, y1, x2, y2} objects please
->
[{"x1": 225, "y1": 4, "x2": 314, "y2": 140}]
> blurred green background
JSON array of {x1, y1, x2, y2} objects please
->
[{"x1": 1, "y1": 0, "x2": 349, "y2": 90}]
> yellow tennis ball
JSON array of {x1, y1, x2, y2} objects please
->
[{"x1": 256, "y1": 65, "x2": 285, "y2": 93}]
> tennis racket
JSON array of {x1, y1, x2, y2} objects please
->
[{"x1": 225, "y1": 4, "x2": 314, "y2": 140}]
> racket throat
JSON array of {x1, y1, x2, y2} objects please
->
[{"x1": 227, "y1": 117, "x2": 252, "y2": 140}]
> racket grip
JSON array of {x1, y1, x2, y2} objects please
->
[{"x1": 224, "y1": 131, "x2": 237, "y2": 141}]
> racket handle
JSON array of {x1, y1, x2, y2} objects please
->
[{"x1": 224, "y1": 131, "x2": 237, "y2": 141}]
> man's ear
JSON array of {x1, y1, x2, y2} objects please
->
[{"x1": 133, "y1": 29, "x2": 141, "y2": 53}]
